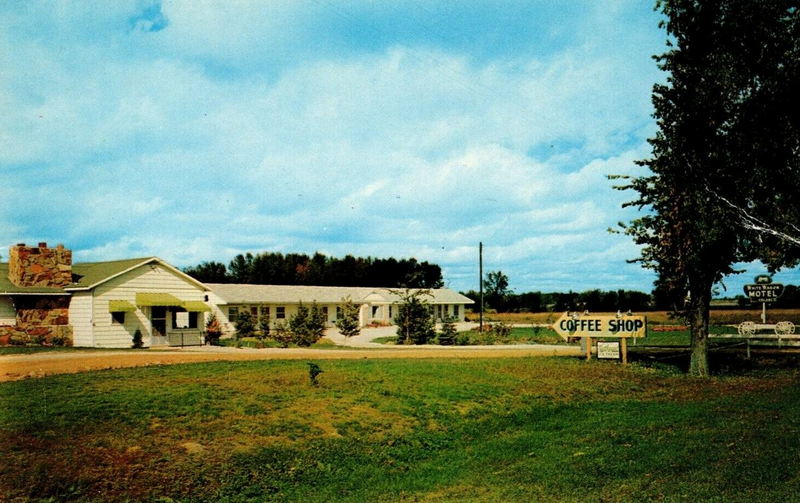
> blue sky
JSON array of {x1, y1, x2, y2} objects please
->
[{"x1": 2, "y1": 1, "x2": 796, "y2": 295}]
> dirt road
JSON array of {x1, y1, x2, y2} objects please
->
[{"x1": 0, "y1": 344, "x2": 581, "y2": 382}]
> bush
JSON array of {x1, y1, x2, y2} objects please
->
[
  {"x1": 258, "y1": 315, "x2": 271, "y2": 340},
  {"x1": 288, "y1": 303, "x2": 326, "y2": 346},
  {"x1": 205, "y1": 314, "x2": 222, "y2": 345},
  {"x1": 393, "y1": 289, "x2": 435, "y2": 345},
  {"x1": 270, "y1": 321, "x2": 294, "y2": 348},
  {"x1": 490, "y1": 321, "x2": 512, "y2": 340},
  {"x1": 438, "y1": 316, "x2": 457, "y2": 345},
  {"x1": 334, "y1": 297, "x2": 360, "y2": 344},
  {"x1": 234, "y1": 311, "x2": 256, "y2": 339},
  {"x1": 132, "y1": 329, "x2": 144, "y2": 349}
]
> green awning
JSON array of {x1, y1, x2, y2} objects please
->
[
  {"x1": 183, "y1": 300, "x2": 211, "y2": 312},
  {"x1": 136, "y1": 292, "x2": 184, "y2": 307},
  {"x1": 108, "y1": 300, "x2": 137, "y2": 312}
]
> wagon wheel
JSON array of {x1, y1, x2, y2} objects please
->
[
  {"x1": 738, "y1": 321, "x2": 757, "y2": 336},
  {"x1": 775, "y1": 321, "x2": 795, "y2": 336}
]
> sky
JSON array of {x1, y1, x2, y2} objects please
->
[{"x1": 2, "y1": 1, "x2": 797, "y2": 296}]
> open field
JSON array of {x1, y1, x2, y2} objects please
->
[
  {"x1": 468, "y1": 309, "x2": 800, "y2": 325},
  {"x1": 3, "y1": 356, "x2": 800, "y2": 502}
]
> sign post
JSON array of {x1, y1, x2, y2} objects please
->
[
  {"x1": 552, "y1": 312, "x2": 647, "y2": 364},
  {"x1": 744, "y1": 275, "x2": 784, "y2": 323}
]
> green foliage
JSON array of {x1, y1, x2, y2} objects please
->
[
  {"x1": 437, "y1": 316, "x2": 457, "y2": 345},
  {"x1": 615, "y1": 0, "x2": 800, "y2": 375},
  {"x1": 334, "y1": 296, "x2": 361, "y2": 343},
  {"x1": 131, "y1": 329, "x2": 144, "y2": 349},
  {"x1": 269, "y1": 321, "x2": 293, "y2": 348},
  {"x1": 204, "y1": 314, "x2": 222, "y2": 345},
  {"x1": 287, "y1": 303, "x2": 326, "y2": 347},
  {"x1": 484, "y1": 270, "x2": 511, "y2": 310},
  {"x1": 234, "y1": 311, "x2": 256, "y2": 339},
  {"x1": 191, "y1": 250, "x2": 444, "y2": 288},
  {"x1": 182, "y1": 260, "x2": 230, "y2": 283},
  {"x1": 307, "y1": 362, "x2": 323, "y2": 386},
  {"x1": 392, "y1": 289, "x2": 435, "y2": 345},
  {"x1": 257, "y1": 315, "x2": 270, "y2": 340}
]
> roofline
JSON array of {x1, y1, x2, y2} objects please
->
[{"x1": 64, "y1": 257, "x2": 209, "y2": 292}]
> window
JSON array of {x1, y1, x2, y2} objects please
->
[
  {"x1": 436, "y1": 305, "x2": 443, "y2": 319},
  {"x1": 250, "y1": 306, "x2": 258, "y2": 317},
  {"x1": 228, "y1": 307, "x2": 239, "y2": 320},
  {"x1": 260, "y1": 306, "x2": 270, "y2": 319},
  {"x1": 336, "y1": 306, "x2": 343, "y2": 320},
  {"x1": 172, "y1": 311, "x2": 198, "y2": 329},
  {"x1": 453, "y1": 305, "x2": 460, "y2": 317},
  {"x1": 276, "y1": 306, "x2": 285, "y2": 319},
  {"x1": 322, "y1": 306, "x2": 329, "y2": 319},
  {"x1": 112, "y1": 311, "x2": 125, "y2": 324}
]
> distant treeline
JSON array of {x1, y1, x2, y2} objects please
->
[
  {"x1": 183, "y1": 251, "x2": 444, "y2": 288},
  {"x1": 461, "y1": 289, "x2": 653, "y2": 313},
  {"x1": 461, "y1": 286, "x2": 800, "y2": 313}
]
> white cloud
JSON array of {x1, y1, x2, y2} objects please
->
[{"x1": 0, "y1": 2, "x2": 668, "y2": 292}]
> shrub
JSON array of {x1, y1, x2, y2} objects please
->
[
  {"x1": 393, "y1": 289, "x2": 435, "y2": 345},
  {"x1": 270, "y1": 321, "x2": 294, "y2": 348},
  {"x1": 334, "y1": 297, "x2": 360, "y2": 344},
  {"x1": 258, "y1": 315, "x2": 271, "y2": 340},
  {"x1": 438, "y1": 316, "x2": 457, "y2": 345},
  {"x1": 490, "y1": 321, "x2": 512, "y2": 341},
  {"x1": 132, "y1": 329, "x2": 144, "y2": 349},
  {"x1": 288, "y1": 303, "x2": 326, "y2": 347},
  {"x1": 234, "y1": 311, "x2": 256, "y2": 339},
  {"x1": 205, "y1": 314, "x2": 222, "y2": 345},
  {"x1": 307, "y1": 362, "x2": 323, "y2": 386}
]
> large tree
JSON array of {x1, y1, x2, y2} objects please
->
[{"x1": 619, "y1": 0, "x2": 800, "y2": 375}]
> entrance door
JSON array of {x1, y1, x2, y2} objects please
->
[{"x1": 150, "y1": 306, "x2": 168, "y2": 346}]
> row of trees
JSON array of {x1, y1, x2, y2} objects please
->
[
  {"x1": 184, "y1": 251, "x2": 443, "y2": 288},
  {"x1": 466, "y1": 270, "x2": 800, "y2": 313},
  {"x1": 231, "y1": 299, "x2": 362, "y2": 347}
]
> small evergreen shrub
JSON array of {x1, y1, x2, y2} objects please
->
[
  {"x1": 438, "y1": 316, "x2": 457, "y2": 345},
  {"x1": 132, "y1": 329, "x2": 144, "y2": 349}
]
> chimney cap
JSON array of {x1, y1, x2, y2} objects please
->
[
  {"x1": 15, "y1": 242, "x2": 25, "y2": 247},
  {"x1": 38, "y1": 242, "x2": 47, "y2": 248}
]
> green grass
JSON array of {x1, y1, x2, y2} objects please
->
[{"x1": 3, "y1": 355, "x2": 800, "y2": 502}]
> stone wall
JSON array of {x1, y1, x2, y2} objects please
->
[
  {"x1": 13, "y1": 296, "x2": 70, "y2": 326},
  {"x1": 0, "y1": 325, "x2": 73, "y2": 346},
  {"x1": 8, "y1": 242, "x2": 72, "y2": 288}
]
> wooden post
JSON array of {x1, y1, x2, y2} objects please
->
[
  {"x1": 585, "y1": 336, "x2": 592, "y2": 361},
  {"x1": 621, "y1": 337, "x2": 628, "y2": 365}
]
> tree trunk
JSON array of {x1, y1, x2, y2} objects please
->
[{"x1": 687, "y1": 284, "x2": 712, "y2": 377}]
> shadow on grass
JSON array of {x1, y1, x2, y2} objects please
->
[{"x1": 629, "y1": 346, "x2": 800, "y2": 375}]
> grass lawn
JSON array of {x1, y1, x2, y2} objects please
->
[{"x1": 3, "y1": 356, "x2": 800, "y2": 502}]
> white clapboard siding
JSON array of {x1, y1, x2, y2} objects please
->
[
  {"x1": 91, "y1": 263, "x2": 207, "y2": 348},
  {"x1": 0, "y1": 297, "x2": 16, "y2": 325},
  {"x1": 68, "y1": 292, "x2": 94, "y2": 347}
]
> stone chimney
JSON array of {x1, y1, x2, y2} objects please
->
[{"x1": 7, "y1": 242, "x2": 73, "y2": 288}]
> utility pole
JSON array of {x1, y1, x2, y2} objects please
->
[{"x1": 479, "y1": 241, "x2": 484, "y2": 332}]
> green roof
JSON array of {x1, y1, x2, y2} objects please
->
[
  {"x1": 0, "y1": 263, "x2": 69, "y2": 294},
  {"x1": 70, "y1": 258, "x2": 155, "y2": 289}
]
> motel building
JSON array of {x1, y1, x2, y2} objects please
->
[{"x1": 0, "y1": 243, "x2": 473, "y2": 348}]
